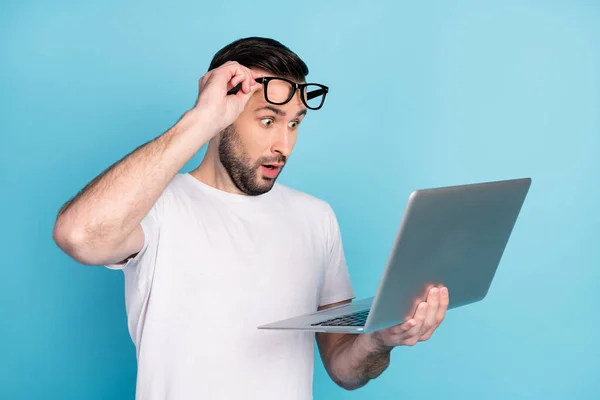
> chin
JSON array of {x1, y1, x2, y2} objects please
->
[
  {"x1": 259, "y1": 179, "x2": 276, "y2": 189},
  {"x1": 257, "y1": 177, "x2": 277, "y2": 190},
  {"x1": 239, "y1": 178, "x2": 275, "y2": 196}
]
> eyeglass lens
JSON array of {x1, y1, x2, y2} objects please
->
[{"x1": 264, "y1": 79, "x2": 326, "y2": 109}]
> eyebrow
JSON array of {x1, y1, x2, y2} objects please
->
[{"x1": 255, "y1": 105, "x2": 308, "y2": 119}]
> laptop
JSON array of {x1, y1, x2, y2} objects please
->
[{"x1": 258, "y1": 177, "x2": 532, "y2": 334}]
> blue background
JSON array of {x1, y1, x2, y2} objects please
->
[{"x1": 1, "y1": 0, "x2": 598, "y2": 399}]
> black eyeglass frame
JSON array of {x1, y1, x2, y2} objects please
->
[{"x1": 227, "y1": 77, "x2": 329, "y2": 110}]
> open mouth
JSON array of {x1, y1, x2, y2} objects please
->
[
  {"x1": 262, "y1": 162, "x2": 283, "y2": 169},
  {"x1": 260, "y1": 164, "x2": 282, "y2": 178}
]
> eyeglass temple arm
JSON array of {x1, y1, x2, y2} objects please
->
[
  {"x1": 226, "y1": 79, "x2": 264, "y2": 96},
  {"x1": 306, "y1": 88, "x2": 325, "y2": 100}
]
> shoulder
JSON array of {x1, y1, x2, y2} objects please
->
[
  {"x1": 143, "y1": 173, "x2": 191, "y2": 215},
  {"x1": 273, "y1": 183, "x2": 335, "y2": 214},
  {"x1": 273, "y1": 183, "x2": 339, "y2": 234}
]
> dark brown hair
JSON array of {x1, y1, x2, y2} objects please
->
[{"x1": 208, "y1": 37, "x2": 309, "y2": 82}]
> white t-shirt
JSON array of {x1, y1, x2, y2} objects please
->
[{"x1": 105, "y1": 173, "x2": 355, "y2": 400}]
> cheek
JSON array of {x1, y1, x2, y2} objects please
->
[
  {"x1": 237, "y1": 124, "x2": 268, "y2": 157},
  {"x1": 289, "y1": 131, "x2": 299, "y2": 148}
]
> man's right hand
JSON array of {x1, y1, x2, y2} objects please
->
[{"x1": 193, "y1": 61, "x2": 263, "y2": 135}]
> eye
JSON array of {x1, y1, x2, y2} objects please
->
[
  {"x1": 260, "y1": 118, "x2": 274, "y2": 127},
  {"x1": 288, "y1": 121, "x2": 299, "y2": 129}
]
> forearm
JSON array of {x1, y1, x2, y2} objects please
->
[
  {"x1": 325, "y1": 333, "x2": 392, "y2": 391},
  {"x1": 54, "y1": 109, "x2": 215, "y2": 250}
]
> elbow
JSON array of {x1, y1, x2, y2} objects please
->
[
  {"x1": 325, "y1": 364, "x2": 364, "y2": 392},
  {"x1": 335, "y1": 379, "x2": 364, "y2": 392},
  {"x1": 52, "y1": 219, "x2": 106, "y2": 266},
  {"x1": 332, "y1": 378, "x2": 363, "y2": 392}
]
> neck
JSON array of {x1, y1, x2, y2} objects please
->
[{"x1": 190, "y1": 143, "x2": 244, "y2": 195}]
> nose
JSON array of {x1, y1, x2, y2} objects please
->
[{"x1": 269, "y1": 124, "x2": 292, "y2": 159}]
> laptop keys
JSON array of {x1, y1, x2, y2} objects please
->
[{"x1": 311, "y1": 310, "x2": 369, "y2": 327}]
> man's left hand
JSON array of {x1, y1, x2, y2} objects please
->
[{"x1": 364, "y1": 286, "x2": 449, "y2": 351}]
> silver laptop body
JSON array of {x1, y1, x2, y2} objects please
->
[{"x1": 257, "y1": 177, "x2": 532, "y2": 334}]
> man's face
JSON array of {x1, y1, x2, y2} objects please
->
[{"x1": 218, "y1": 75, "x2": 308, "y2": 196}]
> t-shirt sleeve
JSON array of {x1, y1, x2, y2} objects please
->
[
  {"x1": 103, "y1": 195, "x2": 165, "y2": 348},
  {"x1": 103, "y1": 199, "x2": 161, "y2": 275},
  {"x1": 318, "y1": 204, "x2": 356, "y2": 307}
]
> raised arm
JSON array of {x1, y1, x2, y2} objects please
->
[{"x1": 52, "y1": 61, "x2": 263, "y2": 266}]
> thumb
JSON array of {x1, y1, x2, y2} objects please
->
[{"x1": 232, "y1": 81, "x2": 263, "y2": 104}]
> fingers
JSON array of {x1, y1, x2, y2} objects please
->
[
  {"x1": 230, "y1": 69, "x2": 250, "y2": 93},
  {"x1": 219, "y1": 61, "x2": 260, "y2": 95},
  {"x1": 420, "y1": 287, "x2": 440, "y2": 340},
  {"x1": 370, "y1": 286, "x2": 450, "y2": 349},
  {"x1": 195, "y1": 61, "x2": 264, "y2": 118},
  {"x1": 438, "y1": 286, "x2": 449, "y2": 321},
  {"x1": 434, "y1": 286, "x2": 449, "y2": 329},
  {"x1": 420, "y1": 286, "x2": 449, "y2": 341},
  {"x1": 402, "y1": 286, "x2": 450, "y2": 344},
  {"x1": 388, "y1": 318, "x2": 417, "y2": 337},
  {"x1": 397, "y1": 302, "x2": 429, "y2": 346},
  {"x1": 199, "y1": 61, "x2": 255, "y2": 94}
]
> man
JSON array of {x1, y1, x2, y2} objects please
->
[{"x1": 53, "y1": 37, "x2": 449, "y2": 399}]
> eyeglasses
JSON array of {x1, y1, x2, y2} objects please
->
[{"x1": 227, "y1": 76, "x2": 329, "y2": 110}]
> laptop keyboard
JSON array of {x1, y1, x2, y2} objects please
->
[{"x1": 311, "y1": 309, "x2": 370, "y2": 327}]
